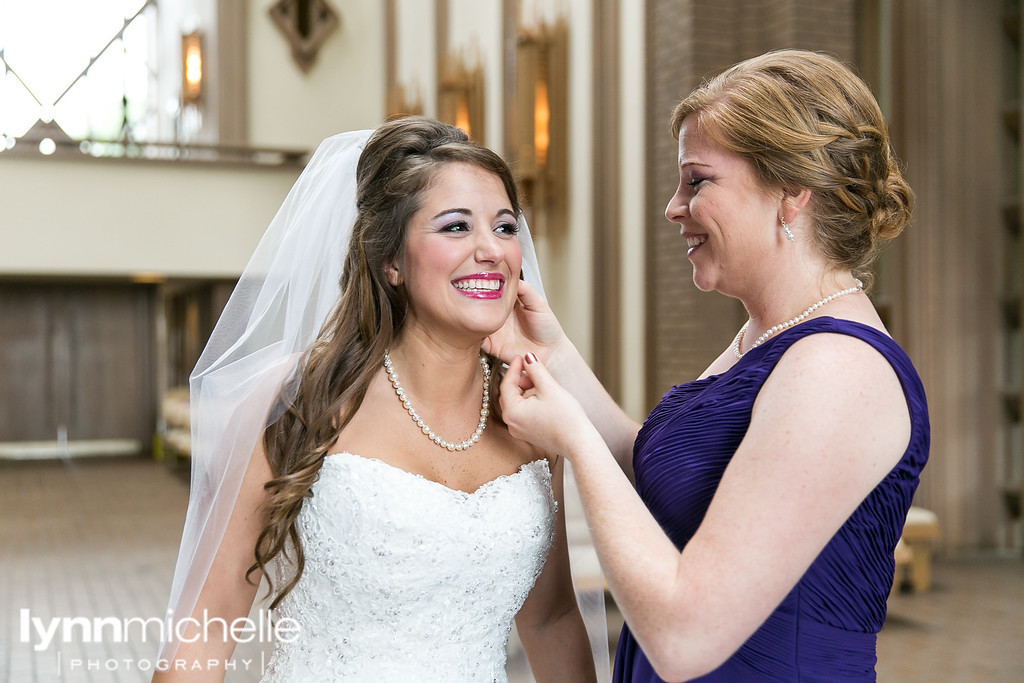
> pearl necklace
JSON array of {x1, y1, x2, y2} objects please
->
[
  {"x1": 383, "y1": 352, "x2": 490, "y2": 451},
  {"x1": 731, "y1": 279, "x2": 864, "y2": 359}
]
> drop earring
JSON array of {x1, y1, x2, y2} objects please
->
[{"x1": 781, "y1": 216, "x2": 795, "y2": 242}]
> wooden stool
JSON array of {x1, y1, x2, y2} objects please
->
[
  {"x1": 891, "y1": 537, "x2": 913, "y2": 594},
  {"x1": 896, "y1": 506, "x2": 940, "y2": 593}
]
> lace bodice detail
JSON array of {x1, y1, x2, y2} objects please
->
[{"x1": 262, "y1": 453, "x2": 556, "y2": 682}]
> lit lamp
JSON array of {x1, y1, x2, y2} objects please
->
[
  {"x1": 534, "y1": 78, "x2": 549, "y2": 168},
  {"x1": 515, "y1": 19, "x2": 567, "y2": 235},
  {"x1": 439, "y1": 52, "x2": 485, "y2": 141},
  {"x1": 181, "y1": 31, "x2": 203, "y2": 104}
]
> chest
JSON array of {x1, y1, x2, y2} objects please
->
[
  {"x1": 297, "y1": 454, "x2": 554, "y2": 583},
  {"x1": 336, "y1": 374, "x2": 540, "y2": 494},
  {"x1": 633, "y1": 374, "x2": 761, "y2": 547}
]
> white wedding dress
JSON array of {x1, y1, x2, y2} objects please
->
[{"x1": 261, "y1": 452, "x2": 556, "y2": 682}]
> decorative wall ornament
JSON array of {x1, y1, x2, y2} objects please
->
[
  {"x1": 269, "y1": 0, "x2": 340, "y2": 72},
  {"x1": 438, "y1": 51, "x2": 485, "y2": 142},
  {"x1": 386, "y1": 82, "x2": 424, "y2": 119},
  {"x1": 515, "y1": 18, "x2": 568, "y2": 235}
]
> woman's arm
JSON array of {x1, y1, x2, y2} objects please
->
[
  {"x1": 152, "y1": 439, "x2": 273, "y2": 682},
  {"x1": 515, "y1": 455, "x2": 599, "y2": 683},
  {"x1": 486, "y1": 282, "x2": 641, "y2": 477},
  {"x1": 501, "y1": 335, "x2": 911, "y2": 681}
]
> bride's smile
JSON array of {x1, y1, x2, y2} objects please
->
[{"x1": 390, "y1": 161, "x2": 522, "y2": 341}]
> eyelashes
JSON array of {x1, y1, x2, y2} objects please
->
[
  {"x1": 439, "y1": 220, "x2": 519, "y2": 236},
  {"x1": 439, "y1": 220, "x2": 470, "y2": 232}
]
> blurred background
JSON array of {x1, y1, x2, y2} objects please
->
[{"x1": 1, "y1": 0, "x2": 1022, "y2": 681}]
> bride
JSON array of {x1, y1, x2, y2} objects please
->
[{"x1": 154, "y1": 116, "x2": 600, "y2": 681}]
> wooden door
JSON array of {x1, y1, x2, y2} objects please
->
[{"x1": 0, "y1": 282, "x2": 156, "y2": 449}]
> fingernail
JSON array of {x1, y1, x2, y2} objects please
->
[{"x1": 525, "y1": 352, "x2": 537, "y2": 365}]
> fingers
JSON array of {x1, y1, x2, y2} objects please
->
[
  {"x1": 498, "y1": 353, "x2": 549, "y2": 404},
  {"x1": 517, "y1": 280, "x2": 536, "y2": 299},
  {"x1": 499, "y1": 354, "x2": 577, "y2": 456},
  {"x1": 518, "y1": 351, "x2": 555, "y2": 391},
  {"x1": 516, "y1": 281, "x2": 544, "y2": 310},
  {"x1": 500, "y1": 355, "x2": 527, "y2": 400}
]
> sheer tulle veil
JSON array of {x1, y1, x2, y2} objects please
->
[{"x1": 158, "y1": 127, "x2": 610, "y2": 680}]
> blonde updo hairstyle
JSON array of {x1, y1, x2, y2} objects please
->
[{"x1": 670, "y1": 49, "x2": 914, "y2": 286}]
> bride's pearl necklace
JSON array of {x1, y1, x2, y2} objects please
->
[
  {"x1": 731, "y1": 279, "x2": 864, "y2": 359},
  {"x1": 383, "y1": 352, "x2": 490, "y2": 451}
]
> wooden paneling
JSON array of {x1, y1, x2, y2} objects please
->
[
  {"x1": 644, "y1": 0, "x2": 855, "y2": 406},
  {"x1": 885, "y1": 0, "x2": 1004, "y2": 552},
  {"x1": 0, "y1": 289, "x2": 53, "y2": 441},
  {"x1": 0, "y1": 283, "x2": 157, "y2": 447},
  {"x1": 646, "y1": 0, "x2": 742, "y2": 406},
  {"x1": 592, "y1": 0, "x2": 623, "y2": 400}
]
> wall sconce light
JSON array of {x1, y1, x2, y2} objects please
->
[
  {"x1": 515, "y1": 19, "x2": 568, "y2": 235},
  {"x1": 181, "y1": 30, "x2": 203, "y2": 104},
  {"x1": 386, "y1": 82, "x2": 425, "y2": 119},
  {"x1": 438, "y1": 51, "x2": 485, "y2": 141}
]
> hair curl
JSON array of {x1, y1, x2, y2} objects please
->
[
  {"x1": 248, "y1": 116, "x2": 521, "y2": 607},
  {"x1": 670, "y1": 49, "x2": 914, "y2": 287}
]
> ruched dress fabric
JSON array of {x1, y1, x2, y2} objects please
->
[
  {"x1": 261, "y1": 453, "x2": 556, "y2": 682},
  {"x1": 614, "y1": 318, "x2": 930, "y2": 682}
]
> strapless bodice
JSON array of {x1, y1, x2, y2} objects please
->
[{"x1": 262, "y1": 452, "x2": 555, "y2": 682}]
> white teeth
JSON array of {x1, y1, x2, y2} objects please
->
[
  {"x1": 453, "y1": 278, "x2": 501, "y2": 291},
  {"x1": 686, "y1": 236, "x2": 707, "y2": 248}
]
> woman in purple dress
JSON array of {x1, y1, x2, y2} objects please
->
[{"x1": 489, "y1": 49, "x2": 929, "y2": 681}]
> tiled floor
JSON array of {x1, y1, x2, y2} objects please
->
[
  {"x1": 876, "y1": 554, "x2": 1024, "y2": 682},
  {"x1": 1, "y1": 457, "x2": 190, "y2": 682},
  {"x1": 2, "y1": 456, "x2": 1022, "y2": 682}
]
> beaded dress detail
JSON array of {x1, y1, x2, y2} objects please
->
[{"x1": 261, "y1": 453, "x2": 555, "y2": 682}]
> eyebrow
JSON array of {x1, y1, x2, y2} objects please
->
[
  {"x1": 678, "y1": 161, "x2": 712, "y2": 170},
  {"x1": 431, "y1": 208, "x2": 517, "y2": 220}
]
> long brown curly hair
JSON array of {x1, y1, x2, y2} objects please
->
[{"x1": 248, "y1": 116, "x2": 522, "y2": 606}]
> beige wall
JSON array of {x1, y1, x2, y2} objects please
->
[
  {"x1": 447, "y1": 0, "x2": 504, "y2": 153},
  {"x1": 619, "y1": 0, "x2": 647, "y2": 421},
  {"x1": 393, "y1": 0, "x2": 437, "y2": 115},
  {"x1": 248, "y1": 0, "x2": 386, "y2": 148},
  {"x1": 550, "y1": 0, "x2": 595, "y2": 366},
  {"x1": 0, "y1": 157, "x2": 300, "y2": 278}
]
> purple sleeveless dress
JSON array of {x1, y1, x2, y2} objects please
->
[{"x1": 613, "y1": 317, "x2": 930, "y2": 682}]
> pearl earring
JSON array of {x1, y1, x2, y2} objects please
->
[{"x1": 781, "y1": 217, "x2": 795, "y2": 242}]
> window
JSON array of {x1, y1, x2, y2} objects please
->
[{"x1": 0, "y1": 0, "x2": 215, "y2": 157}]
